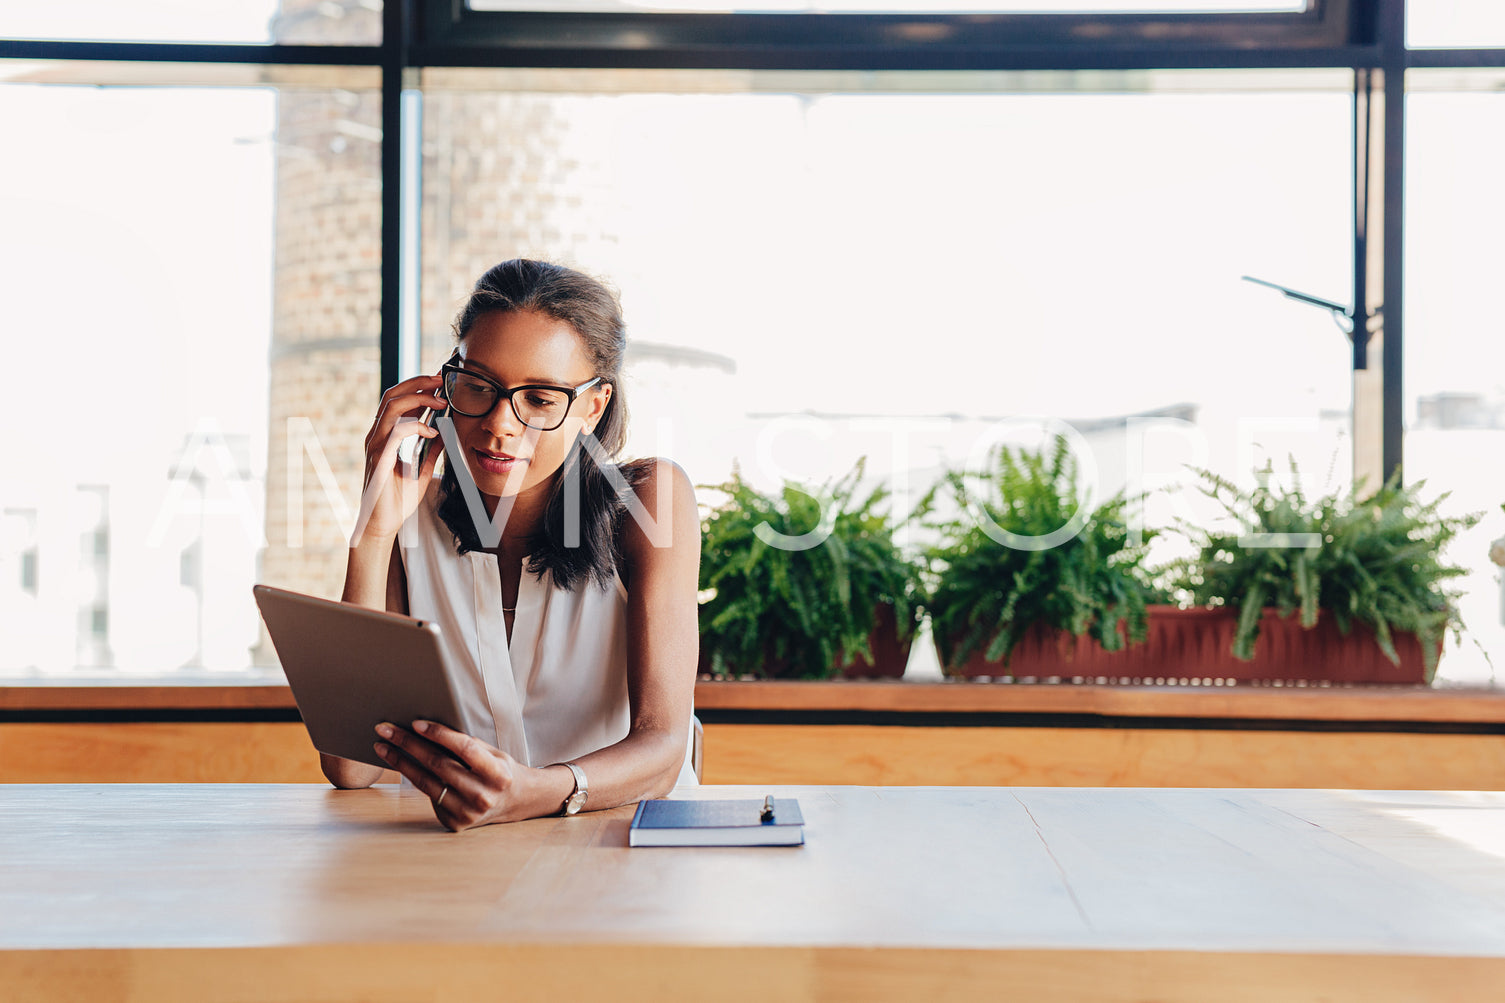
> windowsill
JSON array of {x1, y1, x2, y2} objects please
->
[
  {"x1": 692, "y1": 678, "x2": 1505, "y2": 724},
  {"x1": 2, "y1": 675, "x2": 1504, "y2": 724},
  {"x1": 0, "y1": 675, "x2": 297, "y2": 712}
]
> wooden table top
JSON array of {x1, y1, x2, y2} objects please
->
[{"x1": 7, "y1": 784, "x2": 1505, "y2": 1001}]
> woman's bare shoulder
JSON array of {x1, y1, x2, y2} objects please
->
[
  {"x1": 621, "y1": 456, "x2": 692, "y2": 492},
  {"x1": 618, "y1": 457, "x2": 698, "y2": 557}
]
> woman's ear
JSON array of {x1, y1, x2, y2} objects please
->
[{"x1": 584, "y1": 382, "x2": 612, "y2": 433}]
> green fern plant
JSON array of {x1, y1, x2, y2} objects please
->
[
  {"x1": 1166, "y1": 463, "x2": 1479, "y2": 680},
  {"x1": 920, "y1": 437, "x2": 1163, "y2": 673},
  {"x1": 698, "y1": 459, "x2": 924, "y2": 679}
]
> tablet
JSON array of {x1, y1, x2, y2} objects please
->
[{"x1": 253, "y1": 584, "x2": 467, "y2": 770}]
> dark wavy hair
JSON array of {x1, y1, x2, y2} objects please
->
[{"x1": 435, "y1": 258, "x2": 648, "y2": 591}]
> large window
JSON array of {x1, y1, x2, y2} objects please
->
[
  {"x1": 421, "y1": 67, "x2": 1352, "y2": 523},
  {"x1": 4, "y1": 0, "x2": 1503, "y2": 685},
  {"x1": 1405, "y1": 69, "x2": 1505, "y2": 686},
  {"x1": 0, "y1": 60, "x2": 381, "y2": 678},
  {"x1": 0, "y1": 1, "x2": 380, "y2": 45},
  {"x1": 1408, "y1": 1, "x2": 1505, "y2": 49}
]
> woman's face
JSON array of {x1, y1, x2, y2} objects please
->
[{"x1": 450, "y1": 308, "x2": 612, "y2": 508}]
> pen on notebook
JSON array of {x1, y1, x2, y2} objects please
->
[{"x1": 761, "y1": 795, "x2": 775, "y2": 822}]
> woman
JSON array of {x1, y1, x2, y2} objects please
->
[{"x1": 323, "y1": 259, "x2": 700, "y2": 832}]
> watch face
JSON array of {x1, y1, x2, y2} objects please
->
[{"x1": 564, "y1": 791, "x2": 587, "y2": 815}]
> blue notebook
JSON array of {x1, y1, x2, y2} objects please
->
[{"x1": 628, "y1": 798, "x2": 805, "y2": 847}]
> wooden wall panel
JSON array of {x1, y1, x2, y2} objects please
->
[
  {"x1": 701, "y1": 724, "x2": 1505, "y2": 790},
  {"x1": 0, "y1": 723, "x2": 346, "y2": 783},
  {"x1": 5, "y1": 721, "x2": 1503, "y2": 790}
]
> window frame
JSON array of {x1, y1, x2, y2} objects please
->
[
  {"x1": 420, "y1": 0, "x2": 1367, "y2": 71},
  {"x1": 3, "y1": 0, "x2": 1505, "y2": 524}
]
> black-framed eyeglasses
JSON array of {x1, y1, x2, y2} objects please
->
[{"x1": 440, "y1": 361, "x2": 603, "y2": 432}]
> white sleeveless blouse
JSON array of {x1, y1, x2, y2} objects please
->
[{"x1": 399, "y1": 492, "x2": 696, "y2": 786}]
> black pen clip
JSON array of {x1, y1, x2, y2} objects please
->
[{"x1": 760, "y1": 795, "x2": 775, "y2": 823}]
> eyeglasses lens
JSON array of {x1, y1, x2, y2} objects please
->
[
  {"x1": 512, "y1": 388, "x2": 570, "y2": 429},
  {"x1": 443, "y1": 371, "x2": 571, "y2": 430},
  {"x1": 444, "y1": 372, "x2": 498, "y2": 417}
]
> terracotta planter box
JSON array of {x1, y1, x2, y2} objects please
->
[
  {"x1": 947, "y1": 605, "x2": 1434, "y2": 685},
  {"x1": 700, "y1": 603, "x2": 913, "y2": 680},
  {"x1": 837, "y1": 602, "x2": 912, "y2": 679}
]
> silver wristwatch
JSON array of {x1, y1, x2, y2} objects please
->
[{"x1": 560, "y1": 762, "x2": 588, "y2": 816}]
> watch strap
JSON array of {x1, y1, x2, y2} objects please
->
[{"x1": 560, "y1": 761, "x2": 588, "y2": 816}]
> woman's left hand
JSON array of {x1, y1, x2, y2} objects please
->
[{"x1": 373, "y1": 720, "x2": 534, "y2": 831}]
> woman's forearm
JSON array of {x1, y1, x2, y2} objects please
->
[
  {"x1": 368, "y1": 720, "x2": 687, "y2": 828},
  {"x1": 565, "y1": 725, "x2": 689, "y2": 813},
  {"x1": 342, "y1": 534, "x2": 397, "y2": 610},
  {"x1": 496, "y1": 728, "x2": 683, "y2": 824}
]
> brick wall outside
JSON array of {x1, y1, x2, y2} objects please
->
[
  {"x1": 418, "y1": 91, "x2": 625, "y2": 369},
  {"x1": 261, "y1": 2, "x2": 723, "y2": 629},
  {"x1": 262, "y1": 1, "x2": 625, "y2": 612},
  {"x1": 260, "y1": 0, "x2": 383, "y2": 619}
]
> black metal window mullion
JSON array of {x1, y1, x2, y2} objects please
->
[
  {"x1": 410, "y1": 42, "x2": 1383, "y2": 72},
  {"x1": 0, "y1": 39, "x2": 381, "y2": 64},
  {"x1": 1406, "y1": 48, "x2": 1505, "y2": 69},
  {"x1": 1379, "y1": 0, "x2": 1405, "y2": 482},
  {"x1": 1353, "y1": 66, "x2": 1374, "y2": 375},
  {"x1": 419, "y1": 4, "x2": 1361, "y2": 64}
]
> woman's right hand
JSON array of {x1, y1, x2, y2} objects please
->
[{"x1": 350, "y1": 374, "x2": 446, "y2": 546}]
